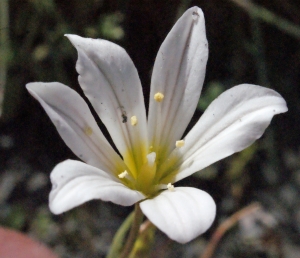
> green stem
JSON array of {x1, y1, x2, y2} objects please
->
[
  {"x1": 229, "y1": 0, "x2": 300, "y2": 39},
  {"x1": 119, "y1": 203, "x2": 144, "y2": 258},
  {"x1": 106, "y1": 211, "x2": 134, "y2": 258}
]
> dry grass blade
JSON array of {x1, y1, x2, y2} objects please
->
[{"x1": 200, "y1": 202, "x2": 261, "y2": 258}]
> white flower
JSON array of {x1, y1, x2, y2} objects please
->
[{"x1": 26, "y1": 7, "x2": 287, "y2": 244}]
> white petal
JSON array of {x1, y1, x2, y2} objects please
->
[
  {"x1": 175, "y1": 84, "x2": 288, "y2": 181},
  {"x1": 140, "y1": 187, "x2": 216, "y2": 243},
  {"x1": 148, "y1": 7, "x2": 208, "y2": 159},
  {"x1": 26, "y1": 82, "x2": 125, "y2": 174},
  {"x1": 66, "y1": 34, "x2": 148, "y2": 174},
  {"x1": 49, "y1": 160, "x2": 144, "y2": 214}
]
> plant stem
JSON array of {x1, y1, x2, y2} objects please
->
[
  {"x1": 106, "y1": 211, "x2": 134, "y2": 258},
  {"x1": 229, "y1": 0, "x2": 300, "y2": 39},
  {"x1": 119, "y1": 203, "x2": 144, "y2": 258}
]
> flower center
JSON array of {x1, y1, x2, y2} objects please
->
[
  {"x1": 119, "y1": 144, "x2": 183, "y2": 196},
  {"x1": 116, "y1": 91, "x2": 185, "y2": 196}
]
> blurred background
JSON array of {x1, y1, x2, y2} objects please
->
[{"x1": 0, "y1": 0, "x2": 299, "y2": 257}]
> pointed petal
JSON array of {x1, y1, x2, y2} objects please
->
[
  {"x1": 66, "y1": 34, "x2": 148, "y2": 176},
  {"x1": 140, "y1": 187, "x2": 216, "y2": 243},
  {"x1": 26, "y1": 82, "x2": 125, "y2": 175},
  {"x1": 175, "y1": 84, "x2": 288, "y2": 181},
  {"x1": 148, "y1": 7, "x2": 208, "y2": 160},
  {"x1": 49, "y1": 160, "x2": 144, "y2": 214}
]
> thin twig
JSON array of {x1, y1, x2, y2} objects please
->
[{"x1": 200, "y1": 202, "x2": 261, "y2": 258}]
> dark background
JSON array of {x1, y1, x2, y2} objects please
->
[{"x1": 0, "y1": 0, "x2": 299, "y2": 257}]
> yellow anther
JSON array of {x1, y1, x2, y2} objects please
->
[
  {"x1": 84, "y1": 126, "x2": 93, "y2": 136},
  {"x1": 175, "y1": 140, "x2": 185, "y2": 148},
  {"x1": 154, "y1": 92, "x2": 164, "y2": 102},
  {"x1": 118, "y1": 170, "x2": 128, "y2": 179},
  {"x1": 131, "y1": 116, "x2": 138, "y2": 126},
  {"x1": 167, "y1": 183, "x2": 175, "y2": 191}
]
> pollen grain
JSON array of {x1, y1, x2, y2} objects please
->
[
  {"x1": 167, "y1": 183, "x2": 175, "y2": 191},
  {"x1": 131, "y1": 116, "x2": 138, "y2": 126},
  {"x1": 118, "y1": 170, "x2": 128, "y2": 179},
  {"x1": 175, "y1": 140, "x2": 185, "y2": 148},
  {"x1": 154, "y1": 92, "x2": 164, "y2": 102}
]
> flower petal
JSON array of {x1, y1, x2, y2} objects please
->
[
  {"x1": 140, "y1": 187, "x2": 216, "y2": 243},
  {"x1": 49, "y1": 160, "x2": 145, "y2": 214},
  {"x1": 26, "y1": 82, "x2": 125, "y2": 175},
  {"x1": 66, "y1": 34, "x2": 148, "y2": 176},
  {"x1": 148, "y1": 7, "x2": 208, "y2": 159},
  {"x1": 175, "y1": 84, "x2": 288, "y2": 181}
]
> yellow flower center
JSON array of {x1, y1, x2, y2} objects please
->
[
  {"x1": 115, "y1": 92, "x2": 184, "y2": 196},
  {"x1": 119, "y1": 142, "x2": 183, "y2": 196}
]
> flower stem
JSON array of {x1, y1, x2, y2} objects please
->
[
  {"x1": 106, "y1": 210, "x2": 134, "y2": 258},
  {"x1": 119, "y1": 203, "x2": 144, "y2": 258}
]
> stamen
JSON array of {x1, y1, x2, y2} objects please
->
[
  {"x1": 175, "y1": 140, "x2": 185, "y2": 148},
  {"x1": 84, "y1": 126, "x2": 93, "y2": 136},
  {"x1": 154, "y1": 92, "x2": 164, "y2": 102},
  {"x1": 167, "y1": 183, "x2": 175, "y2": 191},
  {"x1": 118, "y1": 170, "x2": 128, "y2": 179},
  {"x1": 131, "y1": 116, "x2": 138, "y2": 126}
]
